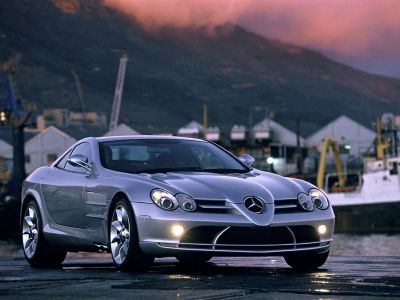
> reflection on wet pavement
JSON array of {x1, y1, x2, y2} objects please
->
[
  {"x1": 1, "y1": 236, "x2": 400, "y2": 299},
  {"x1": 0, "y1": 255, "x2": 399, "y2": 299}
]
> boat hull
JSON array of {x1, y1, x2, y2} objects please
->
[{"x1": 333, "y1": 202, "x2": 400, "y2": 233}]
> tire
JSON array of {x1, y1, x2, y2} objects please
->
[
  {"x1": 284, "y1": 251, "x2": 329, "y2": 270},
  {"x1": 109, "y1": 199, "x2": 154, "y2": 271},
  {"x1": 21, "y1": 200, "x2": 67, "y2": 268},
  {"x1": 176, "y1": 253, "x2": 213, "y2": 265}
]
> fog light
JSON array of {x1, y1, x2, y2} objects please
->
[
  {"x1": 171, "y1": 225, "x2": 184, "y2": 237},
  {"x1": 318, "y1": 225, "x2": 327, "y2": 235}
]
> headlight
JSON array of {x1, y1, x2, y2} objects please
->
[
  {"x1": 309, "y1": 188, "x2": 329, "y2": 210},
  {"x1": 297, "y1": 193, "x2": 314, "y2": 211},
  {"x1": 176, "y1": 193, "x2": 197, "y2": 212},
  {"x1": 151, "y1": 189, "x2": 178, "y2": 210}
]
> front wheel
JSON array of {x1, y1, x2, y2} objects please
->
[
  {"x1": 22, "y1": 201, "x2": 67, "y2": 268},
  {"x1": 109, "y1": 199, "x2": 154, "y2": 271},
  {"x1": 284, "y1": 251, "x2": 329, "y2": 270}
]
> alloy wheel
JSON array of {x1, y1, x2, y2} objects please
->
[
  {"x1": 22, "y1": 206, "x2": 39, "y2": 258},
  {"x1": 110, "y1": 205, "x2": 131, "y2": 264}
]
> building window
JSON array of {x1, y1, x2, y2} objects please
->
[
  {"x1": 25, "y1": 155, "x2": 31, "y2": 164},
  {"x1": 47, "y1": 154, "x2": 58, "y2": 165}
]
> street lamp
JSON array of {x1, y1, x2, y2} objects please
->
[
  {"x1": 266, "y1": 156, "x2": 275, "y2": 173},
  {"x1": 267, "y1": 157, "x2": 274, "y2": 165}
]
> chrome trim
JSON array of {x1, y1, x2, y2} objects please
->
[
  {"x1": 198, "y1": 205, "x2": 229, "y2": 209},
  {"x1": 158, "y1": 241, "x2": 332, "y2": 254},
  {"x1": 286, "y1": 226, "x2": 296, "y2": 248},
  {"x1": 212, "y1": 227, "x2": 231, "y2": 250},
  {"x1": 244, "y1": 196, "x2": 265, "y2": 214},
  {"x1": 275, "y1": 205, "x2": 298, "y2": 209},
  {"x1": 166, "y1": 240, "x2": 331, "y2": 248},
  {"x1": 175, "y1": 241, "x2": 324, "y2": 248}
]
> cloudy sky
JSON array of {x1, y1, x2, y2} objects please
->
[{"x1": 104, "y1": 0, "x2": 400, "y2": 78}]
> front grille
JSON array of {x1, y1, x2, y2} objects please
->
[
  {"x1": 217, "y1": 227, "x2": 293, "y2": 245},
  {"x1": 194, "y1": 198, "x2": 305, "y2": 214},
  {"x1": 289, "y1": 225, "x2": 319, "y2": 243},
  {"x1": 180, "y1": 226, "x2": 224, "y2": 244},
  {"x1": 274, "y1": 199, "x2": 303, "y2": 213},
  {"x1": 179, "y1": 226, "x2": 320, "y2": 246},
  {"x1": 194, "y1": 199, "x2": 235, "y2": 214},
  {"x1": 165, "y1": 225, "x2": 328, "y2": 252}
]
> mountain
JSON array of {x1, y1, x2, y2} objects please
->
[{"x1": 1, "y1": 0, "x2": 400, "y2": 136}]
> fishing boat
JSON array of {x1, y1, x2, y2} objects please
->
[
  {"x1": 320, "y1": 115, "x2": 400, "y2": 233},
  {"x1": 327, "y1": 156, "x2": 400, "y2": 233}
]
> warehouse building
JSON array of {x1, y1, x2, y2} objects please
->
[
  {"x1": 306, "y1": 115, "x2": 375, "y2": 156},
  {"x1": 25, "y1": 126, "x2": 77, "y2": 173}
]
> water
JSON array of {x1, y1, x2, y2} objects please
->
[{"x1": 331, "y1": 234, "x2": 400, "y2": 256}]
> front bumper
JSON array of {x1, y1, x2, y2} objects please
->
[{"x1": 132, "y1": 202, "x2": 335, "y2": 257}]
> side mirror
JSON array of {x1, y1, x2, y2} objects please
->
[
  {"x1": 238, "y1": 154, "x2": 255, "y2": 168},
  {"x1": 67, "y1": 154, "x2": 92, "y2": 172}
]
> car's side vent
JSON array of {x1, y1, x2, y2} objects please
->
[
  {"x1": 194, "y1": 199, "x2": 235, "y2": 214},
  {"x1": 274, "y1": 199, "x2": 303, "y2": 213}
]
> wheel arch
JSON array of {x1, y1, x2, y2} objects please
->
[
  {"x1": 20, "y1": 190, "x2": 43, "y2": 225},
  {"x1": 107, "y1": 191, "x2": 132, "y2": 225}
]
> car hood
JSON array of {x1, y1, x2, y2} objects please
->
[{"x1": 142, "y1": 170, "x2": 309, "y2": 203}]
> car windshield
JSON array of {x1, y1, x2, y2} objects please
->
[{"x1": 98, "y1": 139, "x2": 249, "y2": 174}]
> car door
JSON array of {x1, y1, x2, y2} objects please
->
[{"x1": 40, "y1": 142, "x2": 92, "y2": 228}]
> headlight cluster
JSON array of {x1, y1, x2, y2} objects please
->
[
  {"x1": 151, "y1": 189, "x2": 197, "y2": 212},
  {"x1": 297, "y1": 188, "x2": 329, "y2": 211}
]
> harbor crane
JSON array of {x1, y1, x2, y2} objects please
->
[
  {"x1": 0, "y1": 55, "x2": 34, "y2": 195},
  {"x1": 71, "y1": 70, "x2": 87, "y2": 128},
  {"x1": 109, "y1": 54, "x2": 128, "y2": 131},
  {"x1": 317, "y1": 138, "x2": 346, "y2": 190}
]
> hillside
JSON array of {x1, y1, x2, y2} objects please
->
[{"x1": 1, "y1": 0, "x2": 400, "y2": 135}]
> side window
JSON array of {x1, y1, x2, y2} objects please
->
[
  {"x1": 55, "y1": 150, "x2": 72, "y2": 169},
  {"x1": 64, "y1": 143, "x2": 92, "y2": 173}
]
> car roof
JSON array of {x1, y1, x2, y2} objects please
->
[{"x1": 93, "y1": 135, "x2": 206, "y2": 143}]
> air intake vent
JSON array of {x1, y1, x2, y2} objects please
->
[
  {"x1": 274, "y1": 199, "x2": 303, "y2": 214},
  {"x1": 194, "y1": 199, "x2": 234, "y2": 213}
]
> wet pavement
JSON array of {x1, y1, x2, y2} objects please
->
[{"x1": 0, "y1": 254, "x2": 399, "y2": 299}]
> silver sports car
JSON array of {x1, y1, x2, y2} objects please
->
[{"x1": 21, "y1": 136, "x2": 334, "y2": 271}]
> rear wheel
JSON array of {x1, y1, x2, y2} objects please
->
[
  {"x1": 22, "y1": 201, "x2": 67, "y2": 268},
  {"x1": 109, "y1": 199, "x2": 154, "y2": 271},
  {"x1": 284, "y1": 251, "x2": 329, "y2": 270},
  {"x1": 176, "y1": 253, "x2": 213, "y2": 265}
]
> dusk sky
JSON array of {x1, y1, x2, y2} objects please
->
[{"x1": 104, "y1": 0, "x2": 400, "y2": 78}]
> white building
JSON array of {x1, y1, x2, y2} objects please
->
[
  {"x1": 230, "y1": 125, "x2": 246, "y2": 141},
  {"x1": 306, "y1": 115, "x2": 375, "y2": 156},
  {"x1": 206, "y1": 126, "x2": 220, "y2": 142},
  {"x1": 0, "y1": 138, "x2": 12, "y2": 177},
  {"x1": 252, "y1": 118, "x2": 305, "y2": 146},
  {"x1": 251, "y1": 118, "x2": 305, "y2": 175},
  {"x1": 25, "y1": 126, "x2": 77, "y2": 173},
  {"x1": 177, "y1": 121, "x2": 204, "y2": 138},
  {"x1": 103, "y1": 123, "x2": 140, "y2": 137},
  {"x1": 0, "y1": 138, "x2": 12, "y2": 159}
]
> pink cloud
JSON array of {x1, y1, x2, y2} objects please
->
[{"x1": 103, "y1": 0, "x2": 400, "y2": 76}]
